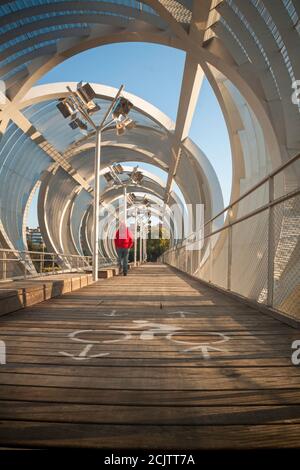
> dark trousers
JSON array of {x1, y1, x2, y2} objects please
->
[{"x1": 117, "y1": 247, "x2": 129, "y2": 274}]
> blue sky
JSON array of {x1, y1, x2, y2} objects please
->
[{"x1": 28, "y1": 42, "x2": 232, "y2": 226}]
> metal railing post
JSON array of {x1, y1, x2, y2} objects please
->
[
  {"x1": 23, "y1": 252, "x2": 27, "y2": 280},
  {"x1": 208, "y1": 220, "x2": 213, "y2": 283},
  {"x1": 139, "y1": 223, "x2": 143, "y2": 263},
  {"x1": 134, "y1": 207, "x2": 137, "y2": 267},
  {"x1": 39, "y1": 245, "x2": 44, "y2": 274},
  {"x1": 2, "y1": 251, "x2": 6, "y2": 281},
  {"x1": 227, "y1": 207, "x2": 233, "y2": 291},
  {"x1": 92, "y1": 128, "x2": 101, "y2": 282},
  {"x1": 209, "y1": 237, "x2": 213, "y2": 282},
  {"x1": 267, "y1": 176, "x2": 275, "y2": 307},
  {"x1": 198, "y1": 236, "x2": 201, "y2": 277},
  {"x1": 144, "y1": 227, "x2": 147, "y2": 262}
]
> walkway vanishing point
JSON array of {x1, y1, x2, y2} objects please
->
[{"x1": 0, "y1": 264, "x2": 300, "y2": 450}]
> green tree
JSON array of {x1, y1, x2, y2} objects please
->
[{"x1": 147, "y1": 234, "x2": 170, "y2": 261}]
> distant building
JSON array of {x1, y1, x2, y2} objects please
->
[{"x1": 26, "y1": 227, "x2": 43, "y2": 246}]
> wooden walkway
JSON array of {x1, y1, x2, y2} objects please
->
[{"x1": 0, "y1": 263, "x2": 299, "y2": 449}]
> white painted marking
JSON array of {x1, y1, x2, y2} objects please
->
[
  {"x1": 59, "y1": 317, "x2": 231, "y2": 360},
  {"x1": 129, "y1": 321, "x2": 181, "y2": 340},
  {"x1": 70, "y1": 329, "x2": 132, "y2": 344},
  {"x1": 59, "y1": 328, "x2": 132, "y2": 361},
  {"x1": 168, "y1": 310, "x2": 188, "y2": 318},
  {"x1": 167, "y1": 331, "x2": 230, "y2": 358},
  {"x1": 0, "y1": 340, "x2": 6, "y2": 365},
  {"x1": 167, "y1": 310, "x2": 215, "y2": 318},
  {"x1": 102, "y1": 309, "x2": 127, "y2": 317},
  {"x1": 59, "y1": 346, "x2": 109, "y2": 360}
]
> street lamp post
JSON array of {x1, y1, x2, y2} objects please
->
[
  {"x1": 103, "y1": 168, "x2": 143, "y2": 268},
  {"x1": 144, "y1": 226, "x2": 147, "y2": 261},
  {"x1": 57, "y1": 83, "x2": 133, "y2": 281},
  {"x1": 123, "y1": 185, "x2": 127, "y2": 225},
  {"x1": 140, "y1": 220, "x2": 143, "y2": 263},
  {"x1": 92, "y1": 128, "x2": 101, "y2": 280},
  {"x1": 144, "y1": 226, "x2": 147, "y2": 262},
  {"x1": 103, "y1": 166, "x2": 142, "y2": 227},
  {"x1": 134, "y1": 207, "x2": 138, "y2": 267}
]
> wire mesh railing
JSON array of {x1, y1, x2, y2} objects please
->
[
  {"x1": 0, "y1": 248, "x2": 114, "y2": 282},
  {"x1": 160, "y1": 153, "x2": 300, "y2": 323}
]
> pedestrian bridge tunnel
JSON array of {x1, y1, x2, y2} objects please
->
[{"x1": 0, "y1": 0, "x2": 299, "y2": 450}]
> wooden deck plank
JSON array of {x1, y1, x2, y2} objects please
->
[
  {"x1": 0, "y1": 421, "x2": 300, "y2": 449},
  {"x1": 0, "y1": 263, "x2": 299, "y2": 449},
  {"x1": 1, "y1": 385, "x2": 300, "y2": 406},
  {"x1": 2, "y1": 365, "x2": 300, "y2": 378},
  {"x1": 1, "y1": 401, "x2": 300, "y2": 425},
  {"x1": 0, "y1": 372, "x2": 299, "y2": 390},
  {"x1": 1, "y1": 354, "x2": 297, "y2": 367}
]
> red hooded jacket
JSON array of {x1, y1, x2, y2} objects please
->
[{"x1": 114, "y1": 225, "x2": 134, "y2": 249}]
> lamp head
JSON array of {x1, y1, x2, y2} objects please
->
[{"x1": 112, "y1": 96, "x2": 133, "y2": 119}]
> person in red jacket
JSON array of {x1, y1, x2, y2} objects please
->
[{"x1": 114, "y1": 222, "x2": 133, "y2": 276}]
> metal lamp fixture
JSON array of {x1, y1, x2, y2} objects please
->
[
  {"x1": 113, "y1": 163, "x2": 124, "y2": 175},
  {"x1": 124, "y1": 195, "x2": 153, "y2": 266},
  {"x1": 143, "y1": 196, "x2": 150, "y2": 207},
  {"x1": 112, "y1": 96, "x2": 133, "y2": 119},
  {"x1": 103, "y1": 171, "x2": 114, "y2": 186},
  {"x1": 102, "y1": 164, "x2": 144, "y2": 241},
  {"x1": 103, "y1": 164, "x2": 124, "y2": 187},
  {"x1": 130, "y1": 166, "x2": 143, "y2": 184},
  {"x1": 56, "y1": 99, "x2": 76, "y2": 118},
  {"x1": 127, "y1": 193, "x2": 137, "y2": 206},
  {"x1": 103, "y1": 165, "x2": 143, "y2": 190},
  {"x1": 69, "y1": 118, "x2": 88, "y2": 131},
  {"x1": 116, "y1": 117, "x2": 135, "y2": 136},
  {"x1": 76, "y1": 82, "x2": 101, "y2": 115}
]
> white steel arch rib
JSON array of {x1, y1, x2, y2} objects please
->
[{"x1": 0, "y1": 0, "x2": 298, "y2": 166}]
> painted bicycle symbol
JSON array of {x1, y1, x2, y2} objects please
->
[
  {"x1": 59, "y1": 328, "x2": 132, "y2": 360},
  {"x1": 166, "y1": 330, "x2": 229, "y2": 358},
  {"x1": 59, "y1": 317, "x2": 230, "y2": 361}
]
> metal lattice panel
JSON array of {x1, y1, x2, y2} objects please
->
[
  {"x1": 158, "y1": 0, "x2": 192, "y2": 24},
  {"x1": 273, "y1": 195, "x2": 300, "y2": 319},
  {"x1": 211, "y1": 230, "x2": 228, "y2": 289},
  {"x1": 231, "y1": 211, "x2": 269, "y2": 303},
  {"x1": 0, "y1": 122, "x2": 51, "y2": 251}
]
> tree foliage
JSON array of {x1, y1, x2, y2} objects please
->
[{"x1": 147, "y1": 235, "x2": 170, "y2": 261}]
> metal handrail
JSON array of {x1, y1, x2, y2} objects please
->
[
  {"x1": 0, "y1": 247, "x2": 115, "y2": 282},
  {"x1": 160, "y1": 154, "x2": 300, "y2": 319},
  {"x1": 0, "y1": 248, "x2": 91, "y2": 258},
  {"x1": 166, "y1": 153, "x2": 300, "y2": 250},
  {"x1": 207, "y1": 152, "x2": 300, "y2": 226}
]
